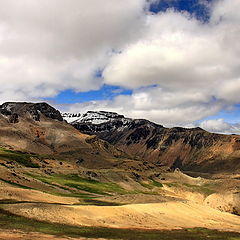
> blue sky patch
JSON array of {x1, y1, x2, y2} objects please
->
[
  {"x1": 200, "y1": 104, "x2": 240, "y2": 124},
  {"x1": 45, "y1": 85, "x2": 133, "y2": 104},
  {"x1": 149, "y1": 0, "x2": 213, "y2": 22}
]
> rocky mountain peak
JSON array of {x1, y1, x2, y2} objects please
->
[
  {"x1": 63, "y1": 110, "x2": 164, "y2": 128},
  {"x1": 77, "y1": 111, "x2": 125, "y2": 124},
  {"x1": 0, "y1": 102, "x2": 63, "y2": 123},
  {"x1": 69, "y1": 111, "x2": 164, "y2": 144},
  {"x1": 62, "y1": 110, "x2": 126, "y2": 124}
]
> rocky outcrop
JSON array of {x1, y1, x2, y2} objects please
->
[
  {"x1": 0, "y1": 102, "x2": 63, "y2": 123},
  {"x1": 8, "y1": 113, "x2": 19, "y2": 123},
  {"x1": 204, "y1": 191, "x2": 240, "y2": 215}
]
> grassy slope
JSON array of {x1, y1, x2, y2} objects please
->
[
  {"x1": 27, "y1": 173, "x2": 126, "y2": 195},
  {"x1": 165, "y1": 182, "x2": 216, "y2": 197},
  {"x1": 0, "y1": 147, "x2": 40, "y2": 168}
]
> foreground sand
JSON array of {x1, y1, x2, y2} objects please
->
[{"x1": 3, "y1": 201, "x2": 240, "y2": 232}]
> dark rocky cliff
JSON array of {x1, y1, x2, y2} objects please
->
[{"x1": 0, "y1": 102, "x2": 63, "y2": 123}]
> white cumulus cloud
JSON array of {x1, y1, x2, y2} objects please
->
[
  {"x1": 0, "y1": 0, "x2": 146, "y2": 102},
  {"x1": 200, "y1": 119, "x2": 240, "y2": 134},
  {"x1": 0, "y1": 0, "x2": 240, "y2": 128}
]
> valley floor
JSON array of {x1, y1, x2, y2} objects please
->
[
  {"x1": 0, "y1": 180, "x2": 239, "y2": 239},
  {"x1": 0, "y1": 147, "x2": 239, "y2": 239}
]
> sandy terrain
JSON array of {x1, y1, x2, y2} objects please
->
[
  {"x1": 205, "y1": 191, "x2": 240, "y2": 214},
  {"x1": 4, "y1": 201, "x2": 240, "y2": 232}
]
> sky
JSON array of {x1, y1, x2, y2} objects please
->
[{"x1": 0, "y1": 0, "x2": 240, "y2": 134}]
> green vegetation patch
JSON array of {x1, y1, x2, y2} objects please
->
[
  {"x1": 0, "y1": 208, "x2": 239, "y2": 240},
  {"x1": 183, "y1": 183, "x2": 215, "y2": 196},
  {"x1": 165, "y1": 182, "x2": 179, "y2": 187},
  {"x1": 164, "y1": 181, "x2": 215, "y2": 196},
  {"x1": 150, "y1": 178, "x2": 163, "y2": 188},
  {"x1": 27, "y1": 173, "x2": 126, "y2": 196},
  {"x1": 0, "y1": 147, "x2": 39, "y2": 168},
  {"x1": 139, "y1": 178, "x2": 163, "y2": 189},
  {"x1": 139, "y1": 181, "x2": 154, "y2": 189}
]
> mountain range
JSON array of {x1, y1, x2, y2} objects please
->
[
  {"x1": 0, "y1": 102, "x2": 240, "y2": 173},
  {"x1": 63, "y1": 110, "x2": 240, "y2": 173}
]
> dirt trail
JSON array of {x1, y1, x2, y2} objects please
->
[{"x1": 4, "y1": 201, "x2": 240, "y2": 232}]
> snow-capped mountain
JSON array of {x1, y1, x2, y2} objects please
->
[
  {"x1": 62, "y1": 111, "x2": 128, "y2": 125},
  {"x1": 70, "y1": 110, "x2": 162, "y2": 139}
]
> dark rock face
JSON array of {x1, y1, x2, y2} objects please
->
[
  {"x1": 0, "y1": 102, "x2": 63, "y2": 123},
  {"x1": 0, "y1": 108, "x2": 11, "y2": 116},
  {"x1": 29, "y1": 103, "x2": 63, "y2": 121},
  {"x1": 9, "y1": 113, "x2": 19, "y2": 123},
  {"x1": 72, "y1": 116, "x2": 164, "y2": 145}
]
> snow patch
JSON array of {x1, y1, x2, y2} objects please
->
[{"x1": 62, "y1": 111, "x2": 128, "y2": 125}]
